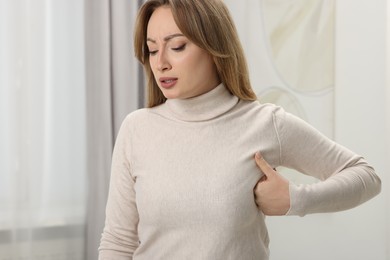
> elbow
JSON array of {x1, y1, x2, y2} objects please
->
[
  {"x1": 361, "y1": 164, "x2": 382, "y2": 201},
  {"x1": 98, "y1": 230, "x2": 138, "y2": 259},
  {"x1": 373, "y1": 172, "x2": 382, "y2": 196}
]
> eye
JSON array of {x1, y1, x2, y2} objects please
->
[
  {"x1": 172, "y1": 44, "x2": 186, "y2": 52},
  {"x1": 148, "y1": 50, "x2": 158, "y2": 56}
]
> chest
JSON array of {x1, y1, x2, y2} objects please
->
[{"x1": 130, "y1": 117, "x2": 277, "y2": 229}]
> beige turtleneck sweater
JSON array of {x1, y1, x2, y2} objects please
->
[{"x1": 98, "y1": 84, "x2": 381, "y2": 260}]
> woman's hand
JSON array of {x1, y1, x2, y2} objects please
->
[{"x1": 254, "y1": 152, "x2": 291, "y2": 216}]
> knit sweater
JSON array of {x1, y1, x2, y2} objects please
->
[{"x1": 98, "y1": 83, "x2": 381, "y2": 260}]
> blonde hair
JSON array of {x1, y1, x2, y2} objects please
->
[{"x1": 134, "y1": 0, "x2": 257, "y2": 108}]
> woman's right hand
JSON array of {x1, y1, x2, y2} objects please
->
[{"x1": 253, "y1": 152, "x2": 291, "y2": 216}]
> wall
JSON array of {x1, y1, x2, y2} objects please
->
[
  {"x1": 334, "y1": 1, "x2": 388, "y2": 259},
  {"x1": 224, "y1": 0, "x2": 389, "y2": 259},
  {"x1": 388, "y1": 2, "x2": 390, "y2": 257}
]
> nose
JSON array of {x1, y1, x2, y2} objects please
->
[{"x1": 156, "y1": 50, "x2": 171, "y2": 72}]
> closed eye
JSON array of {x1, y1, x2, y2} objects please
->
[
  {"x1": 148, "y1": 50, "x2": 158, "y2": 56},
  {"x1": 172, "y1": 44, "x2": 186, "y2": 52}
]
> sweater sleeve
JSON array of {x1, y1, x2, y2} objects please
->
[
  {"x1": 99, "y1": 116, "x2": 139, "y2": 259},
  {"x1": 271, "y1": 107, "x2": 382, "y2": 217}
]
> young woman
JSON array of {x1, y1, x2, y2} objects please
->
[{"x1": 98, "y1": 0, "x2": 381, "y2": 259}]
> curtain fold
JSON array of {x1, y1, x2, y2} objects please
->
[
  {"x1": 84, "y1": 1, "x2": 143, "y2": 259},
  {"x1": 0, "y1": 0, "x2": 87, "y2": 259}
]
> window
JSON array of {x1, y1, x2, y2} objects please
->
[{"x1": 0, "y1": 0, "x2": 87, "y2": 258}]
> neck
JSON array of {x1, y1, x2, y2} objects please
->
[{"x1": 165, "y1": 83, "x2": 239, "y2": 122}]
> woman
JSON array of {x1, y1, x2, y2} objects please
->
[{"x1": 99, "y1": 0, "x2": 381, "y2": 259}]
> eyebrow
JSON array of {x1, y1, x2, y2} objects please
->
[{"x1": 146, "y1": 33, "x2": 185, "y2": 43}]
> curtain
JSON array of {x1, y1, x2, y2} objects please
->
[
  {"x1": 84, "y1": 0, "x2": 144, "y2": 259},
  {"x1": 0, "y1": 0, "x2": 143, "y2": 259},
  {"x1": 0, "y1": 0, "x2": 86, "y2": 259}
]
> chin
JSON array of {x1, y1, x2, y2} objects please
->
[
  {"x1": 161, "y1": 89, "x2": 188, "y2": 100},
  {"x1": 161, "y1": 90, "x2": 181, "y2": 100}
]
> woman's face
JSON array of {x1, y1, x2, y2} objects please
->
[{"x1": 146, "y1": 6, "x2": 220, "y2": 100}]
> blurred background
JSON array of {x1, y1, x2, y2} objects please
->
[{"x1": 0, "y1": 0, "x2": 388, "y2": 259}]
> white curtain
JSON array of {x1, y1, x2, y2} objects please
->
[
  {"x1": 0, "y1": 0, "x2": 86, "y2": 259},
  {"x1": 84, "y1": 0, "x2": 144, "y2": 259},
  {"x1": 0, "y1": 0, "x2": 337, "y2": 258},
  {"x1": 1, "y1": 0, "x2": 143, "y2": 259}
]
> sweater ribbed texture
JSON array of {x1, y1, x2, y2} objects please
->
[{"x1": 99, "y1": 84, "x2": 381, "y2": 260}]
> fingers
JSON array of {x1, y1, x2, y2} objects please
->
[
  {"x1": 255, "y1": 152, "x2": 275, "y2": 178},
  {"x1": 253, "y1": 152, "x2": 291, "y2": 215}
]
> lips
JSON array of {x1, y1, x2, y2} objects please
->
[{"x1": 159, "y1": 77, "x2": 178, "y2": 89}]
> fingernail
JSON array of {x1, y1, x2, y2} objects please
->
[{"x1": 255, "y1": 152, "x2": 260, "y2": 159}]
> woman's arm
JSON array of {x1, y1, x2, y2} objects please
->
[
  {"x1": 99, "y1": 116, "x2": 139, "y2": 259},
  {"x1": 256, "y1": 107, "x2": 381, "y2": 217}
]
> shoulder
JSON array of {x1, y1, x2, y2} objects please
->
[
  {"x1": 238, "y1": 100, "x2": 287, "y2": 120},
  {"x1": 123, "y1": 105, "x2": 165, "y2": 123},
  {"x1": 237, "y1": 101, "x2": 305, "y2": 140},
  {"x1": 115, "y1": 108, "x2": 148, "y2": 134},
  {"x1": 124, "y1": 108, "x2": 150, "y2": 122},
  {"x1": 119, "y1": 104, "x2": 169, "y2": 131}
]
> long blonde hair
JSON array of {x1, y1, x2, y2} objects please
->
[{"x1": 134, "y1": 0, "x2": 257, "y2": 108}]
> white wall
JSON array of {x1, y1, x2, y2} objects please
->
[
  {"x1": 334, "y1": 1, "x2": 388, "y2": 259},
  {"x1": 224, "y1": 0, "x2": 389, "y2": 259},
  {"x1": 387, "y1": 2, "x2": 390, "y2": 256}
]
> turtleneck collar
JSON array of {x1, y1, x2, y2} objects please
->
[{"x1": 165, "y1": 83, "x2": 239, "y2": 122}]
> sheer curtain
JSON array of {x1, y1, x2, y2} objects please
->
[
  {"x1": 84, "y1": 0, "x2": 144, "y2": 259},
  {"x1": 1, "y1": 0, "x2": 146, "y2": 259},
  {"x1": 0, "y1": 0, "x2": 86, "y2": 259}
]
